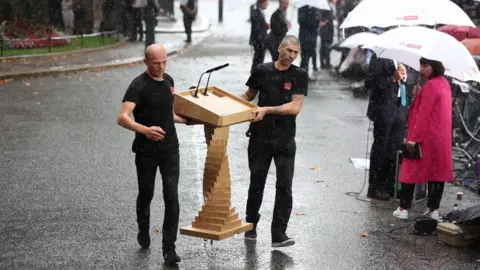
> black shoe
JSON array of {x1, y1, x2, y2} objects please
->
[
  {"x1": 163, "y1": 248, "x2": 181, "y2": 265},
  {"x1": 386, "y1": 189, "x2": 395, "y2": 198},
  {"x1": 244, "y1": 222, "x2": 257, "y2": 240},
  {"x1": 272, "y1": 235, "x2": 295, "y2": 248},
  {"x1": 245, "y1": 229, "x2": 257, "y2": 240},
  {"x1": 137, "y1": 231, "x2": 150, "y2": 249},
  {"x1": 367, "y1": 187, "x2": 391, "y2": 201}
]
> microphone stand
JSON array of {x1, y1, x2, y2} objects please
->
[
  {"x1": 192, "y1": 63, "x2": 229, "y2": 98},
  {"x1": 202, "y1": 72, "x2": 214, "y2": 96},
  {"x1": 192, "y1": 72, "x2": 206, "y2": 98}
]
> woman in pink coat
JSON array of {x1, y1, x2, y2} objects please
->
[{"x1": 393, "y1": 57, "x2": 453, "y2": 220}]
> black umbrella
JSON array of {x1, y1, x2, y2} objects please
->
[{"x1": 454, "y1": 205, "x2": 480, "y2": 224}]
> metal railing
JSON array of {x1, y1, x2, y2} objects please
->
[{"x1": 0, "y1": 30, "x2": 119, "y2": 57}]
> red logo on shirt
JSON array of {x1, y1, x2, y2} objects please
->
[
  {"x1": 284, "y1": 82, "x2": 292, "y2": 90},
  {"x1": 170, "y1": 86, "x2": 174, "y2": 95}
]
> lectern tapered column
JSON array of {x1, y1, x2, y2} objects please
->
[{"x1": 179, "y1": 126, "x2": 253, "y2": 240}]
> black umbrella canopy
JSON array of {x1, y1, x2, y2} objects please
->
[{"x1": 455, "y1": 205, "x2": 480, "y2": 224}]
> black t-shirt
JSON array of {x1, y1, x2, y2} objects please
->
[
  {"x1": 122, "y1": 72, "x2": 179, "y2": 154},
  {"x1": 246, "y1": 62, "x2": 308, "y2": 139}
]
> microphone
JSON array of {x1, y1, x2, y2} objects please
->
[
  {"x1": 203, "y1": 63, "x2": 229, "y2": 96},
  {"x1": 192, "y1": 63, "x2": 229, "y2": 97},
  {"x1": 205, "y1": 63, "x2": 229, "y2": 73}
]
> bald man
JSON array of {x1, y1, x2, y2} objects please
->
[{"x1": 117, "y1": 44, "x2": 192, "y2": 265}]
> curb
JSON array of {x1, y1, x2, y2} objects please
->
[
  {"x1": 0, "y1": 40, "x2": 128, "y2": 61},
  {"x1": 0, "y1": 50, "x2": 177, "y2": 81},
  {"x1": 0, "y1": 21, "x2": 213, "y2": 81}
]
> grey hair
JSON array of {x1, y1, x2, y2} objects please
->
[{"x1": 279, "y1": 35, "x2": 300, "y2": 49}]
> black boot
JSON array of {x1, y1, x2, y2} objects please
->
[
  {"x1": 137, "y1": 230, "x2": 150, "y2": 249},
  {"x1": 244, "y1": 222, "x2": 257, "y2": 240},
  {"x1": 367, "y1": 186, "x2": 390, "y2": 201},
  {"x1": 163, "y1": 247, "x2": 181, "y2": 265},
  {"x1": 136, "y1": 199, "x2": 151, "y2": 248}
]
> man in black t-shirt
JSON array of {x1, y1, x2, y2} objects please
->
[
  {"x1": 117, "y1": 44, "x2": 194, "y2": 266},
  {"x1": 240, "y1": 35, "x2": 308, "y2": 248}
]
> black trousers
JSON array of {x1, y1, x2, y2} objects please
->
[
  {"x1": 268, "y1": 39, "x2": 281, "y2": 62},
  {"x1": 135, "y1": 149, "x2": 180, "y2": 251},
  {"x1": 245, "y1": 137, "x2": 296, "y2": 242},
  {"x1": 251, "y1": 43, "x2": 266, "y2": 73},
  {"x1": 319, "y1": 40, "x2": 331, "y2": 68},
  {"x1": 368, "y1": 106, "x2": 407, "y2": 193},
  {"x1": 400, "y1": 182, "x2": 445, "y2": 210},
  {"x1": 131, "y1": 8, "x2": 143, "y2": 41},
  {"x1": 300, "y1": 41, "x2": 316, "y2": 71},
  {"x1": 144, "y1": 14, "x2": 156, "y2": 48},
  {"x1": 183, "y1": 15, "x2": 194, "y2": 41}
]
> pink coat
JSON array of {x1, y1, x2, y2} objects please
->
[{"x1": 399, "y1": 76, "x2": 454, "y2": 185}]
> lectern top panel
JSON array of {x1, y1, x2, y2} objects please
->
[{"x1": 176, "y1": 86, "x2": 257, "y2": 116}]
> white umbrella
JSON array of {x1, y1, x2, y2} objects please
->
[
  {"x1": 339, "y1": 32, "x2": 379, "y2": 49},
  {"x1": 239, "y1": 0, "x2": 256, "y2": 5},
  {"x1": 295, "y1": 0, "x2": 331, "y2": 10},
  {"x1": 362, "y1": 26, "x2": 480, "y2": 83},
  {"x1": 340, "y1": 0, "x2": 474, "y2": 29}
]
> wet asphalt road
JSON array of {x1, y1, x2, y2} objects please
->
[{"x1": 2, "y1": 1, "x2": 480, "y2": 269}]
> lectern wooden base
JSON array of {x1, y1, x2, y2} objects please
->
[{"x1": 179, "y1": 126, "x2": 253, "y2": 240}]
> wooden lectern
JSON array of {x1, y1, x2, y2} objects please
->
[{"x1": 174, "y1": 86, "x2": 257, "y2": 240}]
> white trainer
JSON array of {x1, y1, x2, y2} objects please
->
[
  {"x1": 393, "y1": 207, "x2": 409, "y2": 219},
  {"x1": 423, "y1": 209, "x2": 441, "y2": 221},
  {"x1": 429, "y1": 210, "x2": 440, "y2": 221}
]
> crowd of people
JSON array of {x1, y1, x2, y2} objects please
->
[{"x1": 249, "y1": 0, "x2": 335, "y2": 77}]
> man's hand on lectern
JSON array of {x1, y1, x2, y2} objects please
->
[{"x1": 252, "y1": 107, "x2": 267, "y2": 122}]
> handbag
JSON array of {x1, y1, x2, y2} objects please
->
[{"x1": 401, "y1": 143, "x2": 422, "y2": 159}]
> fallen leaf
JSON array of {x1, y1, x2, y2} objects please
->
[
  {"x1": 23, "y1": 82, "x2": 31, "y2": 86},
  {"x1": 35, "y1": 102, "x2": 41, "y2": 105},
  {"x1": 0, "y1": 78, "x2": 14, "y2": 85},
  {"x1": 360, "y1": 233, "x2": 368, "y2": 237},
  {"x1": 310, "y1": 166, "x2": 321, "y2": 171},
  {"x1": 152, "y1": 227, "x2": 160, "y2": 233},
  {"x1": 295, "y1": 213, "x2": 306, "y2": 216}
]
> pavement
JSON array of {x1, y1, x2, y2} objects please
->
[
  {"x1": 1, "y1": 1, "x2": 480, "y2": 270},
  {"x1": 0, "y1": 1, "x2": 213, "y2": 80}
]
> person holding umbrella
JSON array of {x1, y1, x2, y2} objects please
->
[{"x1": 393, "y1": 58, "x2": 453, "y2": 220}]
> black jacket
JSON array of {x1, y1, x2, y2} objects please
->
[
  {"x1": 319, "y1": 10, "x2": 334, "y2": 43},
  {"x1": 250, "y1": 7, "x2": 268, "y2": 46},
  {"x1": 267, "y1": 8, "x2": 288, "y2": 47},
  {"x1": 298, "y1": 6, "x2": 319, "y2": 43},
  {"x1": 366, "y1": 57, "x2": 408, "y2": 122}
]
